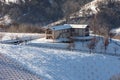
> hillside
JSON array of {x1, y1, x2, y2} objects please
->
[
  {"x1": 0, "y1": 0, "x2": 92, "y2": 25},
  {"x1": 63, "y1": 0, "x2": 120, "y2": 37},
  {"x1": 0, "y1": 0, "x2": 120, "y2": 34},
  {"x1": 46, "y1": 0, "x2": 120, "y2": 30}
]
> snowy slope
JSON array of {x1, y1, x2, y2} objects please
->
[
  {"x1": 111, "y1": 27, "x2": 120, "y2": 35},
  {"x1": 0, "y1": 32, "x2": 44, "y2": 41},
  {"x1": 0, "y1": 0, "x2": 25, "y2": 4},
  {"x1": 79, "y1": 0, "x2": 111, "y2": 16},
  {"x1": 28, "y1": 37, "x2": 120, "y2": 55},
  {"x1": 0, "y1": 44, "x2": 120, "y2": 80},
  {"x1": 81, "y1": 0, "x2": 101, "y2": 14}
]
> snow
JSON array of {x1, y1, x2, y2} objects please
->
[
  {"x1": 70, "y1": 24, "x2": 87, "y2": 29},
  {"x1": 111, "y1": 27, "x2": 120, "y2": 35},
  {"x1": 50, "y1": 24, "x2": 87, "y2": 31},
  {"x1": 0, "y1": 15, "x2": 12, "y2": 25},
  {"x1": 0, "y1": 43, "x2": 120, "y2": 80},
  {"x1": 0, "y1": 0, "x2": 25, "y2": 4},
  {"x1": 0, "y1": 33, "x2": 120, "y2": 80},
  {"x1": 72, "y1": 36, "x2": 94, "y2": 40},
  {"x1": 0, "y1": 32, "x2": 44, "y2": 44},
  {"x1": 28, "y1": 37, "x2": 120, "y2": 54},
  {"x1": 90, "y1": 5, "x2": 98, "y2": 13},
  {"x1": 50, "y1": 24, "x2": 71, "y2": 31},
  {"x1": 80, "y1": 0, "x2": 103, "y2": 16},
  {"x1": 5, "y1": 0, "x2": 17, "y2": 3}
]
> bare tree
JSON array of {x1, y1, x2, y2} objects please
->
[
  {"x1": 113, "y1": 47, "x2": 118, "y2": 55},
  {"x1": 110, "y1": 74, "x2": 120, "y2": 80},
  {"x1": 62, "y1": 1, "x2": 80, "y2": 23},
  {"x1": 104, "y1": 37, "x2": 109, "y2": 53},
  {"x1": 87, "y1": 37, "x2": 98, "y2": 54},
  {"x1": 97, "y1": 0, "x2": 120, "y2": 29},
  {"x1": 67, "y1": 37, "x2": 75, "y2": 51}
]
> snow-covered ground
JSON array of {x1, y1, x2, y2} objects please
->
[
  {"x1": 0, "y1": 33, "x2": 120, "y2": 80},
  {"x1": 0, "y1": 32, "x2": 44, "y2": 44},
  {"x1": 0, "y1": 44, "x2": 120, "y2": 80},
  {"x1": 28, "y1": 37, "x2": 120, "y2": 55}
]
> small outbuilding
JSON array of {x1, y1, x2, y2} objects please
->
[{"x1": 45, "y1": 24, "x2": 90, "y2": 40}]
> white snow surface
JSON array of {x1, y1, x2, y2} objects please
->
[
  {"x1": 0, "y1": 15, "x2": 12, "y2": 25},
  {"x1": 0, "y1": 32, "x2": 44, "y2": 41},
  {"x1": 111, "y1": 27, "x2": 120, "y2": 35},
  {"x1": 80, "y1": 0, "x2": 108, "y2": 16},
  {"x1": 0, "y1": 0, "x2": 25, "y2": 4},
  {"x1": 28, "y1": 37, "x2": 120, "y2": 54},
  {"x1": 50, "y1": 24, "x2": 87, "y2": 31},
  {"x1": 0, "y1": 33, "x2": 120, "y2": 80},
  {"x1": 0, "y1": 44, "x2": 120, "y2": 80}
]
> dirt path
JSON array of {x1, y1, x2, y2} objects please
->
[{"x1": 0, "y1": 53, "x2": 41, "y2": 80}]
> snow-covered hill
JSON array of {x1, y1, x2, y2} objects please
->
[
  {"x1": 0, "y1": 0, "x2": 93, "y2": 24},
  {"x1": 79, "y1": 0, "x2": 107, "y2": 16},
  {"x1": 0, "y1": 0, "x2": 25, "y2": 4}
]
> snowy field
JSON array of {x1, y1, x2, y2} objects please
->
[
  {"x1": 0, "y1": 53, "x2": 41, "y2": 80},
  {"x1": 28, "y1": 37, "x2": 120, "y2": 55},
  {"x1": 0, "y1": 32, "x2": 44, "y2": 44},
  {"x1": 0, "y1": 32, "x2": 44, "y2": 41},
  {"x1": 0, "y1": 33, "x2": 120, "y2": 80},
  {"x1": 0, "y1": 44, "x2": 120, "y2": 80}
]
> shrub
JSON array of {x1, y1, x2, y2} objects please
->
[{"x1": 110, "y1": 74, "x2": 120, "y2": 80}]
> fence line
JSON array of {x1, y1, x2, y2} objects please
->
[
  {"x1": 1, "y1": 38, "x2": 120, "y2": 57},
  {"x1": 26, "y1": 43, "x2": 120, "y2": 57}
]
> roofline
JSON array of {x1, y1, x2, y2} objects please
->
[{"x1": 49, "y1": 24, "x2": 88, "y2": 31}]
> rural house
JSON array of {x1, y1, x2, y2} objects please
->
[{"x1": 45, "y1": 24, "x2": 90, "y2": 40}]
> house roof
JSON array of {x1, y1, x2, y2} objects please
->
[
  {"x1": 70, "y1": 24, "x2": 87, "y2": 29},
  {"x1": 50, "y1": 24, "x2": 71, "y2": 31},
  {"x1": 50, "y1": 24, "x2": 88, "y2": 31}
]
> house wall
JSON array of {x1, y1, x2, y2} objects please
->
[
  {"x1": 53, "y1": 29, "x2": 71, "y2": 39},
  {"x1": 73, "y1": 28, "x2": 84, "y2": 36},
  {"x1": 73, "y1": 28, "x2": 89, "y2": 37},
  {"x1": 46, "y1": 27, "x2": 89, "y2": 39},
  {"x1": 79, "y1": 29, "x2": 84, "y2": 36},
  {"x1": 45, "y1": 29, "x2": 54, "y2": 39},
  {"x1": 52, "y1": 30, "x2": 60, "y2": 39}
]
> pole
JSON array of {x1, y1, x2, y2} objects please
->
[{"x1": 53, "y1": 28, "x2": 55, "y2": 43}]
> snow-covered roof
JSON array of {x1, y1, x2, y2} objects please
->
[
  {"x1": 50, "y1": 24, "x2": 71, "y2": 31},
  {"x1": 70, "y1": 24, "x2": 87, "y2": 29},
  {"x1": 50, "y1": 24, "x2": 88, "y2": 31}
]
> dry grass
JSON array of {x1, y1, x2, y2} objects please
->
[
  {"x1": 110, "y1": 74, "x2": 120, "y2": 80},
  {"x1": 6, "y1": 24, "x2": 45, "y2": 33},
  {"x1": 113, "y1": 35, "x2": 120, "y2": 40}
]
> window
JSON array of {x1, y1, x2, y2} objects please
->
[{"x1": 71, "y1": 28, "x2": 75, "y2": 32}]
